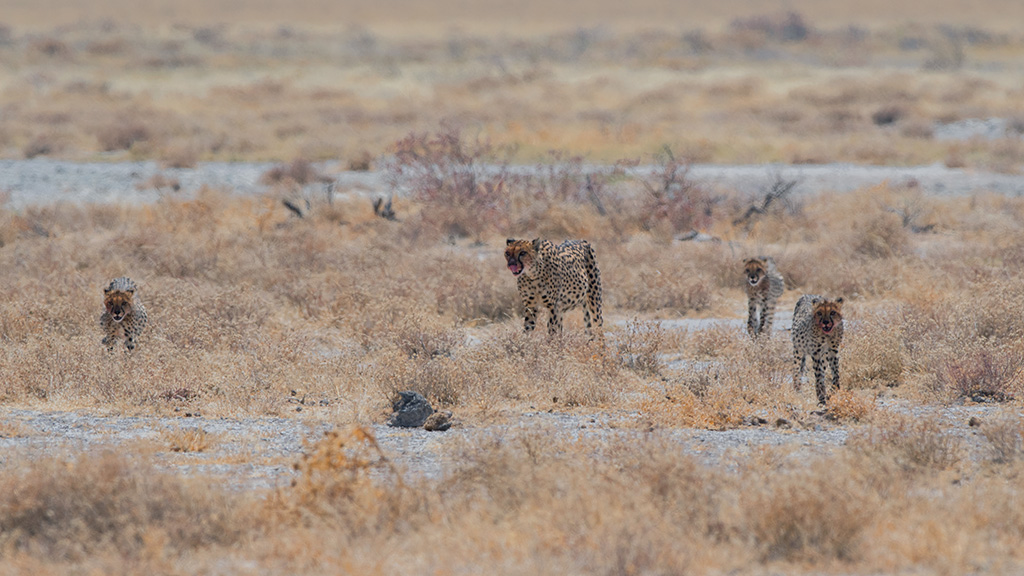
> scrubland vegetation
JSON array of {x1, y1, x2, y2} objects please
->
[
  {"x1": 2, "y1": 127, "x2": 1024, "y2": 571},
  {"x1": 2, "y1": 1, "x2": 1024, "y2": 572},
  {"x1": 2, "y1": 4, "x2": 1024, "y2": 167}
]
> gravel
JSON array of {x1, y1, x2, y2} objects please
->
[{"x1": 3, "y1": 158, "x2": 1024, "y2": 210}]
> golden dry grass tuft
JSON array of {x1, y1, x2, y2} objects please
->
[{"x1": 163, "y1": 426, "x2": 216, "y2": 452}]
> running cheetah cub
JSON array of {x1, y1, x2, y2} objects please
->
[
  {"x1": 743, "y1": 256, "x2": 784, "y2": 338},
  {"x1": 791, "y1": 295, "x2": 844, "y2": 405},
  {"x1": 100, "y1": 277, "x2": 148, "y2": 352}
]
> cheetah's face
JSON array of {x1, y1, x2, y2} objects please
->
[
  {"x1": 744, "y1": 259, "x2": 766, "y2": 287},
  {"x1": 105, "y1": 291, "x2": 134, "y2": 323},
  {"x1": 505, "y1": 239, "x2": 536, "y2": 277},
  {"x1": 813, "y1": 298, "x2": 843, "y2": 335}
]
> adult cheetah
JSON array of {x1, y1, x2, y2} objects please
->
[
  {"x1": 100, "y1": 276, "x2": 148, "y2": 352},
  {"x1": 791, "y1": 294, "x2": 844, "y2": 405},
  {"x1": 504, "y1": 238, "x2": 603, "y2": 337},
  {"x1": 743, "y1": 256, "x2": 785, "y2": 338}
]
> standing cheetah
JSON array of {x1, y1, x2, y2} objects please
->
[
  {"x1": 504, "y1": 238, "x2": 603, "y2": 337},
  {"x1": 100, "y1": 277, "x2": 148, "y2": 352},
  {"x1": 791, "y1": 294, "x2": 844, "y2": 405},
  {"x1": 744, "y1": 256, "x2": 785, "y2": 338}
]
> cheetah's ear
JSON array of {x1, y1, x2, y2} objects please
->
[
  {"x1": 532, "y1": 238, "x2": 541, "y2": 251},
  {"x1": 835, "y1": 297, "x2": 844, "y2": 306},
  {"x1": 506, "y1": 238, "x2": 515, "y2": 246}
]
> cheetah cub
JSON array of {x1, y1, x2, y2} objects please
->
[
  {"x1": 101, "y1": 277, "x2": 148, "y2": 352},
  {"x1": 791, "y1": 295, "x2": 844, "y2": 405},
  {"x1": 743, "y1": 256, "x2": 784, "y2": 338}
]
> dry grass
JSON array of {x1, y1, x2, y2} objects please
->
[
  {"x1": 3, "y1": 426, "x2": 1024, "y2": 573},
  {"x1": 1, "y1": 15, "x2": 1023, "y2": 168},
  {"x1": 2, "y1": 3, "x2": 1024, "y2": 572},
  {"x1": 1, "y1": 173, "x2": 1023, "y2": 419},
  {"x1": 163, "y1": 426, "x2": 216, "y2": 452}
]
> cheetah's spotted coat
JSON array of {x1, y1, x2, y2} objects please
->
[
  {"x1": 504, "y1": 238, "x2": 603, "y2": 337},
  {"x1": 791, "y1": 294, "x2": 844, "y2": 405},
  {"x1": 100, "y1": 276, "x2": 148, "y2": 352}
]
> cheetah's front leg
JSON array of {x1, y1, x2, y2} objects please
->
[
  {"x1": 100, "y1": 315, "x2": 120, "y2": 352},
  {"x1": 523, "y1": 306, "x2": 538, "y2": 332},
  {"x1": 828, "y1": 352, "x2": 840, "y2": 393},
  {"x1": 812, "y1": 356, "x2": 828, "y2": 405},
  {"x1": 793, "y1": 352, "x2": 806, "y2": 389},
  {"x1": 747, "y1": 300, "x2": 760, "y2": 337},
  {"x1": 547, "y1": 306, "x2": 563, "y2": 336}
]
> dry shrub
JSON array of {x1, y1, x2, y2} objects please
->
[
  {"x1": 934, "y1": 346, "x2": 1023, "y2": 402},
  {"x1": 96, "y1": 119, "x2": 151, "y2": 151},
  {"x1": 903, "y1": 286, "x2": 1024, "y2": 402},
  {"x1": 843, "y1": 309, "x2": 906, "y2": 389},
  {"x1": 635, "y1": 148, "x2": 717, "y2": 236},
  {"x1": 615, "y1": 318, "x2": 665, "y2": 375},
  {"x1": 163, "y1": 427, "x2": 215, "y2": 452},
  {"x1": 644, "y1": 336, "x2": 798, "y2": 428},
  {"x1": 848, "y1": 413, "x2": 964, "y2": 474},
  {"x1": 260, "y1": 158, "x2": 325, "y2": 186},
  {"x1": 691, "y1": 323, "x2": 739, "y2": 358},
  {"x1": 159, "y1": 143, "x2": 200, "y2": 169},
  {"x1": 346, "y1": 150, "x2": 374, "y2": 171},
  {"x1": 438, "y1": 431, "x2": 729, "y2": 572},
  {"x1": 741, "y1": 459, "x2": 878, "y2": 562},
  {"x1": 275, "y1": 426, "x2": 411, "y2": 529},
  {"x1": 603, "y1": 240, "x2": 715, "y2": 314},
  {"x1": 22, "y1": 133, "x2": 62, "y2": 158},
  {"x1": 825, "y1": 389, "x2": 876, "y2": 422},
  {"x1": 0, "y1": 451, "x2": 248, "y2": 561},
  {"x1": 980, "y1": 412, "x2": 1024, "y2": 464},
  {"x1": 387, "y1": 125, "x2": 514, "y2": 242},
  {"x1": 730, "y1": 11, "x2": 811, "y2": 43},
  {"x1": 472, "y1": 328, "x2": 621, "y2": 407},
  {"x1": 431, "y1": 251, "x2": 519, "y2": 322},
  {"x1": 28, "y1": 37, "x2": 72, "y2": 58},
  {"x1": 851, "y1": 211, "x2": 909, "y2": 259}
]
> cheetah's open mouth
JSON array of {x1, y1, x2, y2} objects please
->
[
  {"x1": 509, "y1": 262, "x2": 523, "y2": 276},
  {"x1": 748, "y1": 277, "x2": 760, "y2": 286},
  {"x1": 820, "y1": 323, "x2": 834, "y2": 334}
]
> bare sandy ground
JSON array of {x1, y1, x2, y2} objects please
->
[
  {"x1": 3, "y1": 159, "x2": 1023, "y2": 210},
  {"x1": 0, "y1": 401, "x2": 1000, "y2": 491}
]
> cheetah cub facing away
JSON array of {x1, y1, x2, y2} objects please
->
[
  {"x1": 791, "y1": 295, "x2": 844, "y2": 405},
  {"x1": 101, "y1": 277, "x2": 148, "y2": 351},
  {"x1": 504, "y1": 238, "x2": 603, "y2": 337},
  {"x1": 743, "y1": 256, "x2": 784, "y2": 338}
]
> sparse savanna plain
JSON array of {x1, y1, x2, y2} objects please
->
[{"x1": 1, "y1": 1, "x2": 1024, "y2": 573}]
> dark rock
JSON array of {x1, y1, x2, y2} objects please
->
[
  {"x1": 423, "y1": 410, "x2": 453, "y2": 432},
  {"x1": 388, "y1": 391, "x2": 434, "y2": 428},
  {"x1": 968, "y1": 416, "x2": 982, "y2": 427}
]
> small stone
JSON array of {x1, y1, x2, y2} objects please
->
[
  {"x1": 388, "y1": 391, "x2": 434, "y2": 428},
  {"x1": 968, "y1": 416, "x2": 982, "y2": 427},
  {"x1": 423, "y1": 410, "x2": 453, "y2": 432}
]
